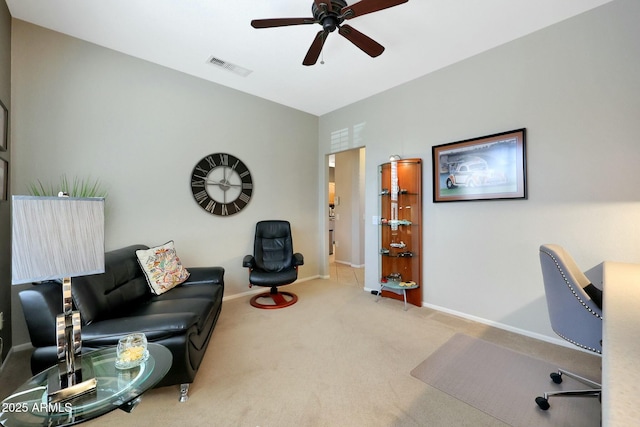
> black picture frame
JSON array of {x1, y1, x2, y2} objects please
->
[
  {"x1": 0, "y1": 158, "x2": 7, "y2": 201},
  {"x1": 0, "y1": 99, "x2": 7, "y2": 152},
  {"x1": 432, "y1": 128, "x2": 527, "y2": 202}
]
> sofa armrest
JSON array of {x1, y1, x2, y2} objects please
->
[
  {"x1": 184, "y1": 266, "x2": 224, "y2": 286},
  {"x1": 81, "y1": 313, "x2": 200, "y2": 346},
  {"x1": 18, "y1": 282, "x2": 61, "y2": 347},
  {"x1": 242, "y1": 255, "x2": 255, "y2": 269}
]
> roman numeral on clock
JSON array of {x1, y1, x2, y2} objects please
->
[
  {"x1": 194, "y1": 190, "x2": 208, "y2": 203},
  {"x1": 239, "y1": 192, "x2": 251, "y2": 204}
]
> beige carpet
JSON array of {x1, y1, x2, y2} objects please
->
[
  {"x1": 1, "y1": 263, "x2": 601, "y2": 426},
  {"x1": 410, "y1": 334, "x2": 601, "y2": 427}
]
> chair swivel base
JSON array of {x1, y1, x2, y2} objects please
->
[
  {"x1": 535, "y1": 368, "x2": 601, "y2": 410},
  {"x1": 250, "y1": 289, "x2": 298, "y2": 309}
]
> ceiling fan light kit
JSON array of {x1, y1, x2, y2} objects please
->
[{"x1": 251, "y1": 0, "x2": 408, "y2": 66}]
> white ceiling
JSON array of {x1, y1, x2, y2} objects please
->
[{"x1": 6, "y1": 0, "x2": 613, "y2": 116}]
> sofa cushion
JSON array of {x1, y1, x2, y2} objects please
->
[
  {"x1": 73, "y1": 245, "x2": 151, "y2": 324},
  {"x1": 136, "y1": 241, "x2": 190, "y2": 295}
]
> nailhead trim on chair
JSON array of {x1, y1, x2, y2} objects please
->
[
  {"x1": 541, "y1": 248, "x2": 602, "y2": 354},
  {"x1": 554, "y1": 331, "x2": 601, "y2": 354}
]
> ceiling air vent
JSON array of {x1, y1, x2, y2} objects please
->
[{"x1": 207, "y1": 56, "x2": 252, "y2": 77}]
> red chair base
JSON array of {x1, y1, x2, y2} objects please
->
[{"x1": 250, "y1": 290, "x2": 298, "y2": 309}]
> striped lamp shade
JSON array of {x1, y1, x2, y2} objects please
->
[{"x1": 11, "y1": 195, "x2": 105, "y2": 284}]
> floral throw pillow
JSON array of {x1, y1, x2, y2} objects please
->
[{"x1": 136, "y1": 241, "x2": 190, "y2": 295}]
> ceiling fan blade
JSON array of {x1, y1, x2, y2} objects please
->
[
  {"x1": 313, "y1": 0, "x2": 333, "y2": 13},
  {"x1": 303, "y1": 31, "x2": 329, "y2": 66},
  {"x1": 341, "y1": 0, "x2": 408, "y2": 19},
  {"x1": 251, "y1": 18, "x2": 316, "y2": 28},
  {"x1": 338, "y1": 25, "x2": 385, "y2": 57}
]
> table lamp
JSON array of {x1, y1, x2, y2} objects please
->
[{"x1": 11, "y1": 194, "x2": 105, "y2": 402}]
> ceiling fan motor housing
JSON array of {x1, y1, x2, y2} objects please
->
[{"x1": 312, "y1": 0, "x2": 348, "y2": 32}]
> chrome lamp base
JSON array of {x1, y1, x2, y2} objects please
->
[
  {"x1": 47, "y1": 278, "x2": 97, "y2": 403},
  {"x1": 47, "y1": 368, "x2": 97, "y2": 403}
]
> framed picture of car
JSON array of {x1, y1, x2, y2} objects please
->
[{"x1": 432, "y1": 128, "x2": 527, "y2": 202}]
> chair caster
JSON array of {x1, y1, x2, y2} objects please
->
[
  {"x1": 550, "y1": 372, "x2": 563, "y2": 384},
  {"x1": 179, "y1": 383, "x2": 189, "y2": 402},
  {"x1": 535, "y1": 396, "x2": 550, "y2": 410}
]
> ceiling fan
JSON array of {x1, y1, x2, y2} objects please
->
[{"x1": 251, "y1": 0, "x2": 409, "y2": 66}]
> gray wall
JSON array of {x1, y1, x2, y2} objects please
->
[
  {"x1": 0, "y1": 0, "x2": 10, "y2": 363},
  {"x1": 319, "y1": 0, "x2": 640, "y2": 343},
  {"x1": 10, "y1": 20, "x2": 319, "y2": 346}
]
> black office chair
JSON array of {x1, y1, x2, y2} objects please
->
[
  {"x1": 242, "y1": 220, "x2": 304, "y2": 309},
  {"x1": 535, "y1": 244, "x2": 602, "y2": 410}
]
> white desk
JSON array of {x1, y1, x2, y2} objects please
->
[{"x1": 602, "y1": 261, "x2": 640, "y2": 426}]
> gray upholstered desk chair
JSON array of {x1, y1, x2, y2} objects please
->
[{"x1": 536, "y1": 244, "x2": 602, "y2": 410}]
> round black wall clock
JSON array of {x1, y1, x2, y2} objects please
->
[{"x1": 190, "y1": 153, "x2": 253, "y2": 216}]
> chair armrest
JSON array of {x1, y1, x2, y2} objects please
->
[
  {"x1": 294, "y1": 253, "x2": 304, "y2": 266},
  {"x1": 243, "y1": 255, "x2": 255, "y2": 268},
  {"x1": 584, "y1": 283, "x2": 603, "y2": 310}
]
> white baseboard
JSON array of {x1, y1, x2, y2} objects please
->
[
  {"x1": 421, "y1": 301, "x2": 583, "y2": 352},
  {"x1": 12, "y1": 342, "x2": 33, "y2": 352},
  {"x1": 0, "y1": 343, "x2": 34, "y2": 373},
  {"x1": 362, "y1": 286, "x2": 583, "y2": 353},
  {"x1": 334, "y1": 260, "x2": 364, "y2": 268}
]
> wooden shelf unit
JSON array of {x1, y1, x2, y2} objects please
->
[{"x1": 378, "y1": 158, "x2": 422, "y2": 308}]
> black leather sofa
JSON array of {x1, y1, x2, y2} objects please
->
[{"x1": 18, "y1": 244, "x2": 224, "y2": 402}]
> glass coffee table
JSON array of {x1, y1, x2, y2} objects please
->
[{"x1": 0, "y1": 343, "x2": 171, "y2": 427}]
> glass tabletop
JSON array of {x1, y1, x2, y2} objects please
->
[
  {"x1": 380, "y1": 281, "x2": 419, "y2": 290},
  {"x1": 1, "y1": 343, "x2": 172, "y2": 427}
]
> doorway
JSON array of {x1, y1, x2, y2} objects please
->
[{"x1": 327, "y1": 148, "x2": 365, "y2": 287}]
